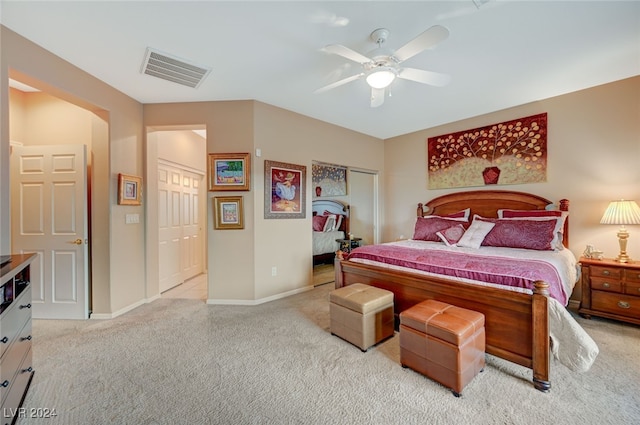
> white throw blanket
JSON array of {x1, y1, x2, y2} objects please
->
[{"x1": 549, "y1": 299, "x2": 599, "y2": 372}]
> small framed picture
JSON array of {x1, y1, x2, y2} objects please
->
[
  {"x1": 208, "y1": 153, "x2": 251, "y2": 191},
  {"x1": 118, "y1": 173, "x2": 142, "y2": 205},
  {"x1": 214, "y1": 196, "x2": 244, "y2": 229}
]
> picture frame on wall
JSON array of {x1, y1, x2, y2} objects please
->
[
  {"x1": 214, "y1": 196, "x2": 244, "y2": 229},
  {"x1": 208, "y1": 152, "x2": 251, "y2": 191},
  {"x1": 264, "y1": 160, "x2": 306, "y2": 219},
  {"x1": 118, "y1": 173, "x2": 142, "y2": 205}
]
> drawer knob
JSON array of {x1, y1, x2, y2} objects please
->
[
  {"x1": 603, "y1": 283, "x2": 610, "y2": 288},
  {"x1": 0, "y1": 337, "x2": 7, "y2": 344},
  {"x1": 602, "y1": 270, "x2": 610, "y2": 276},
  {"x1": 19, "y1": 303, "x2": 31, "y2": 309},
  {"x1": 618, "y1": 301, "x2": 631, "y2": 309},
  {"x1": 0, "y1": 380, "x2": 8, "y2": 388},
  {"x1": 20, "y1": 335, "x2": 32, "y2": 342},
  {"x1": 21, "y1": 367, "x2": 33, "y2": 374}
]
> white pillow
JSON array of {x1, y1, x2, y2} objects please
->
[
  {"x1": 456, "y1": 220, "x2": 495, "y2": 249},
  {"x1": 322, "y1": 215, "x2": 336, "y2": 232}
]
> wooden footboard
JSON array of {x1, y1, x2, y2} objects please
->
[{"x1": 335, "y1": 258, "x2": 551, "y2": 392}]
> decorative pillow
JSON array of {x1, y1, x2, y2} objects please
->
[
  {"x1": 322, "y1": 215, "x2": 336, "y2": 232},
  {"x1": 413, "y1": 216, "x2": 469, "y2": 242},
  {"x1": 444, "y1": 208, "x2": 471, "y2": 220},
  {"x1": 436, "y1": 224, "x2": 467, "y2": 246},
  {"x1": 312, "y1": 215, "x2": 328, "y2": 232},
  {"x1": 322, "y1": 212, "x2": 344, "y2": 231},
  {"x1": 456, "y1": 220, "x2": 496, "y2": 249},
  {"x1": 424, "y1": 208, "x2": 470, "y2": 220},
  {"x1": 475, "y1": 216, "x2": 559, "y2": 251},
  {"x1": 497, "y1": 209, "x2": 567, "y2": 249},
  {"x1": 498, "y1": 209, "x2": 562, "y2": 219}
]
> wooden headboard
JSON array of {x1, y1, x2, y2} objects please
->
[
  {"x1": 312, "y1": 199, "x2": 350, "y2": 233},
  {"x1": 417, "y1": 190, "x2": 569, "y2": 247}
]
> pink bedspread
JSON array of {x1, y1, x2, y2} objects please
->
[{"x1": 347, "y1": 244, "x2": 568, "y2": 305}]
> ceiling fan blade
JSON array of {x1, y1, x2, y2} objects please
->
[
  {"x1": 370, "y1": 87, "x2": 385, "y2": 108},
  {"x1": 398, "y1": 67, "x2": 451, "y2": 87},
  {"x1": 393, "y1": 25, "x2": 449, "y2": 63},
  {"x1": 322, "y1": 44, "x2": 372, "y2": 65},
  {"x1": 314, "y1": 73, "x2": 364, "y2": 94}
]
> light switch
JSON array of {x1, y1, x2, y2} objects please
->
[{"x1": 125, "y1": 213, "x2": 140, "y2": 224}]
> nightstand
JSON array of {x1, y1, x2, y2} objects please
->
[
  {"x1": 336, "y1": 237, "x2": 362, "y2": 254},
  {"x1": 578, "y1": 257, "x2": 640, "y2": 325}
]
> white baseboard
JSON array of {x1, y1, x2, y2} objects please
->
[
  {"x1": 207, "y1": 285, "x2": 314, "y2": 306},
  {"x1": 90, "y1": 298, "x2": 148, "y2": 319}
]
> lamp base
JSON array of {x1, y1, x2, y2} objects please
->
[{"x1": 614, "y1": 254, "x2": 631, "y2": 263}]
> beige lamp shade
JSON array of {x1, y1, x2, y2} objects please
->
[{"x1": 600, "y1": 200, "x2": 640, "y2": 263}]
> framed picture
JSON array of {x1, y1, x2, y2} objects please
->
[
  {"x1": 214, "y1": 196, "x2": 244, "y2": 229},
  {"x1": 118, "y1": 173, "x2": 142, "y2": 205},
  {"x1": 208, "y1": 152, "x2": 251, "y2": 191},
  {"x1": 312, "y1": 162, "x2": 347, "y2": 198},
  {"x1": 264, "y1": 160, "x2": 306, "y2": 219}
]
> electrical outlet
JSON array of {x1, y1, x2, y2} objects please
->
[{"x1": 271, "y1": 266, "x2": 277, "y2": 276}]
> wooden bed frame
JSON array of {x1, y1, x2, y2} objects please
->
[
  {"x1": 334, "y1": 190, "x2": 569, "y2": 392},
  {"x1": 312, "y1": 199, "x2": 350, "y2": 266}
]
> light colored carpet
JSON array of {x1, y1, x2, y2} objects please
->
[{"x1": 17, "y1": 283, "x2": 640, "y2": 425}]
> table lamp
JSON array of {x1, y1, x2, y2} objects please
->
[{"x1": 600, "y1": 199, "x2": 640, "y2": 263}]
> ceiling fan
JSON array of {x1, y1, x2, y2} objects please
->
[{"x1": 316, "y1": 26, "x2": 451, "y2": 107}]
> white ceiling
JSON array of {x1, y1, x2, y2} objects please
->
[{"x1": 2, "y1": 1, "x2": 639, "y2": 139}]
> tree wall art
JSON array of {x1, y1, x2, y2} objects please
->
[{"x1": 427, "y1": 113, "x2": 547, "y2": 189}]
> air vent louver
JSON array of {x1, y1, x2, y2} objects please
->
[{"x1": 140, "y1": 48, "x2": 211, "y2": 88}]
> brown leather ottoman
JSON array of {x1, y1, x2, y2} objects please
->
[
  {"x1": 399, "y1": 299, "x2": 485, "y2": 396},
  {"x1": 330, "y1": 283, "x2": 394, "y2": 351}
]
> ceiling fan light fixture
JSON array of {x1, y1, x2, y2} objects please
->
[{"x1": 366, "y1": 67, "x2": 396, "y2": 89}]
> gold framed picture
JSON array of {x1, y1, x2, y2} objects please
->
[
  {"x1": 214, "y1": 196, "x2": 244, "y2": 229},
  {"x1": 118, "y1": 173, "x2": 142, "y2": 206},
  {"x1": 208, "y1": 152, "x2": 251, "y2": 191}
]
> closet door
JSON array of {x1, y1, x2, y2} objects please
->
[
  {"x1": 349, "y1": 169, "x2": 378, "y2": 246},
  {"x1": 158, "y1": 163, "x2": 205, "y2": 293},
  {"x1": 158, "y1": 165, "x2": 183, "y2": 292}
]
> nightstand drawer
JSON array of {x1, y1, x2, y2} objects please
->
[
  {"x1": 592, "y1": 291, "x2": 640, "y2": 318},
  {"x1": 590, "y1": 266, "x2": 622, "y2": 279},
  {"x1": 625, "y1": 269, "x2": 640, "y2": 283},
  {"x1": 625, "y1": 282, "x2": 640, "y2": 296},
  {"x1": 590, "y1": 278, "x2": 622, "y2": 293}
]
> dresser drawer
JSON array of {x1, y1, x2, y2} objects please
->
[
  {"x1": 0, "y1": 290, "x2": 31, "y2": 359},
  {"x1": 625, "y1": 282, "x2": 640, "y2": 296},
  {"x1": 0, "y1": 319, "x2": 31, "y2": 405},
  {"x1": 625, "y1": 269, "x2": 640, "y2": 283},
  {"x1": 591, "y1": 291, "x2": 640, "y2": 318},
  {"x1": 590, "y1": 278, "x2": 622, "y2": 293},
  {"x1": 590, "y1": 266, "x2": 623, "y2": 279},
  {"x1": 1, "y1": 347, "x2": 33, "y2": 423}
]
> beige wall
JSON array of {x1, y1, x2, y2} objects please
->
[
  {"x1": 384, "y1": 76, "x2": 640, "y2": 265},
  {"x1": 1, "y1": 25, "x2": 144, "y2": 316},
  {"x1": 2, "y1": 23, "x2": 637, "y2": 315},
  {"x1": 144, "y1": 101, "x2": 384, "y2": 303}
]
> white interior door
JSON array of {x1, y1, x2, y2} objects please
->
[
  {"x1": 11, "y1": 144, "x2": 89, "y2": 319},
  {"x1": 158, "y1": 162, "x2": 204, "y2": 293},
  {"x1": 158, "y1": 166, "x2": 183, "y2": 292},
  {"x1": 181, "y1": 171, "x2": 203, "y2": 280}
]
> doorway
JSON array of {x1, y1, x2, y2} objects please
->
[
  {"x1": 348, "y1": 169, "x2": 379, "y2": 246},
  {"x1": 7, "y1": 78, "x2": 104, "y2": 319},
  {"x1": 145, "y1": 127, "x2": 207, "y2": 300}
]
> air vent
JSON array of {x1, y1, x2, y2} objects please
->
[{"x1": 140, "y1": 48, "x2": 211, "y2": 88}]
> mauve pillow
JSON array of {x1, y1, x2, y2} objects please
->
[
  {"x1": 498, "y1": 209, "x2": 562, "y2": 218},
  {"x1": 413, "y1": 216, "x2": 468, "y2": 242},
  {"x1": 436, "y1": 224, "x2": 467, "y2": 246},
  {"x1": 476, "y1": 216, "x2": 558, "y2": 251},
  {"x1": 313, "y1": 215, "x2": 328, "y2": 232}
]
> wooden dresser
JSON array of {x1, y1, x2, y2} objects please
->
[
  {"x1": 579, "y1": 257, "x2": 640, "y2": 325},
  {"x1": 1, "y1": 254, "x2": 35, "y2": 425}
]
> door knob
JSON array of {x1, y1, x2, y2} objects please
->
[{"x1": 70, "y1": 238, "x2": 83, "y2": 245}]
